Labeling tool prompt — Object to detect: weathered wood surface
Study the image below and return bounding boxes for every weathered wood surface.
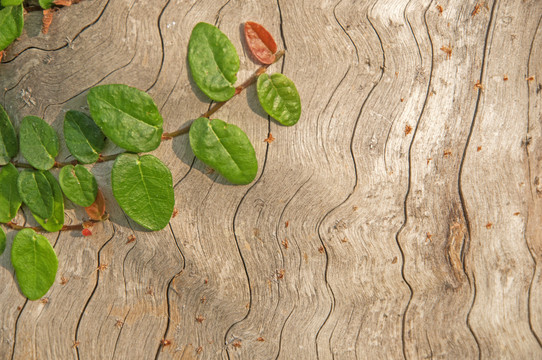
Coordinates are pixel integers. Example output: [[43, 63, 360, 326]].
[[1, 0, 541, 358]]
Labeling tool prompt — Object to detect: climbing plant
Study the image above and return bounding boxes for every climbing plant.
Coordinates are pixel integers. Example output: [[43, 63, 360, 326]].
[[0, 21, 301, 300]]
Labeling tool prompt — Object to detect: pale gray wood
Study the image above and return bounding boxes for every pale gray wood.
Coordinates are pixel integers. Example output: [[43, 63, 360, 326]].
[[1, 0, 541, 359]]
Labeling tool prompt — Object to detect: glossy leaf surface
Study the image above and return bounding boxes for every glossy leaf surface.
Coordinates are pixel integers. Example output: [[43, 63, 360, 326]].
[[85, 188, 106, 220], [32, 170, 64, 232], [0, 227, 5, 255], [1, 0, 23, 6], [39, 0, 53, 9], [112, 153, 174, 231], [17, 170, 53, 219], [87, 84, 163, 153], [244, 21, 277, 65], [64, 110, 105, 164], [0, 104, 18, 165], [0, 4, 23, 51], [11, 228, 58, 300], [59, 165, 97, 207], [257, 73, 301, 126], [189, 117, 257, 185], [0, 163, 22, 223], [20, 116, 59, 170], [188, 22, 239, 102]]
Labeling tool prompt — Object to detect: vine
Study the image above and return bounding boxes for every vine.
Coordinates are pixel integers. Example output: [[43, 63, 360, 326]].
[[0, 21, 301, 300]]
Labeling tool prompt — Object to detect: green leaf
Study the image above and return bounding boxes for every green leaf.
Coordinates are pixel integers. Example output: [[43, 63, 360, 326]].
[[11, 228, 58, 300], [87, 84, 163, 153], [17, 170, 53, 219], [0, 163, 22, 223], [38, 0, 53, 9], [32, 171, 64, 232], [0, 227, 5, 256], [112, 153, 174, 231], [19, 116, 59, 171], [63, 110, 105, 164], [0, 104, 18, 165], [188, 22, 240, 102], [0, 4, 23, 51], [189, 117, 257, 185], [1, 0, 23, 6], [257, 73, 301, 126], [59, 165, 97, 207]]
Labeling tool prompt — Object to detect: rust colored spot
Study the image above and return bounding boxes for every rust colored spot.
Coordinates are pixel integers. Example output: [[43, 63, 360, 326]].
[[341, 237, 348, 243], [200, 296, 206, 304], [477, 146, 482, 152], [42, 8, 57, 34], [204, 278, 208, 284], [404, 124, 412, 136], [97, 263, 108, 271], [257, 337, 265, 342], [60, 276, 69, 285], [161, 134, 172, 140], [72, 341, 80, 349], [146, 286, 154, 296], [40, 297, 49, 304], [276, 269, 285, 280], [127, 234, 136, 244], [232, 340, 242, 349], [196, 346, 203, 354], [264, 133, 275, 143], [443, 150, 452, 157], [172, 208, 179, 218], [400, 98, 404, 102], [472, 2, 483, 16], [17, 306, 22, 311], [395, 72, 399, 77], [0, 51, 4, 63], [318, 246, 325, 254], [474, 80, 483, 90], [440, 45, 452, 59], [503, 75, 508, 81], [526, 76, 535, 82], [426, 232, 432, 241], [303, 253, 309, 263], [245, 302, 250, 309], [160, 339, 172, 349], [115, 319, 124, 329], [391, 257, 398, 264], [427, 157, 433, 165], [513, 212, 520, 216], [485, 222, 493, 229], [436, 4, 443, 15], [285, 221, 289, 228], [196, 315, 205, 323], [82, 228, 92, 237], [281, 238, 289, 249], [352, 206, 358, 211]]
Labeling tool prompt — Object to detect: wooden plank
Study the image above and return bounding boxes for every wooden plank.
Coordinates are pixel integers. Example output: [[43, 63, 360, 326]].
[[1, 0, 541, 359]]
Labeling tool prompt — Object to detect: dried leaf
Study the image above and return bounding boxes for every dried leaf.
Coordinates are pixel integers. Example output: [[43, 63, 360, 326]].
[[85, 188, 106, 220], [244, 21, 277, 65], [53, 0, 72, 6], [42, 8, 57, 34]]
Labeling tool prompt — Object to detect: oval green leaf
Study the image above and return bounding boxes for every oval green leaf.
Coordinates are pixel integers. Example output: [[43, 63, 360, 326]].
[[189, 117, 257, 185], [17, 170, 53, 219], [257, 73, 301, 126], [11, 228, 58, 300], [19, 116, 59, 170], [1, 0, 23, 6], [38, 0, 53, 9], [64, 110, 105, 164], [112, 153, 174, 231], [0, 4, 23, 51], [32, 171, 64, 232], [0, 104, 18, 165], [0, 227, 6, 255], [188, 22, 240, 102], [87, 84, 163, 153], [0, 163, 22, 223], [59, 165, 97, 207]]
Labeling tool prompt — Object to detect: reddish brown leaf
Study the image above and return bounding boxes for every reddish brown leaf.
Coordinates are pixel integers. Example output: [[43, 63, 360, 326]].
[[244, 21, 277, 65], [0, 51, 4, 63], [54, 0, 72, 6], [82, 228, 92, 237], [85, 188, 106, 220], [42, 9, 57, 34]]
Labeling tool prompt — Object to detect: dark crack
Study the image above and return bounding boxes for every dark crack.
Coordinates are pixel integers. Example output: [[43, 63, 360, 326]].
[[146, 0, 172, 93]]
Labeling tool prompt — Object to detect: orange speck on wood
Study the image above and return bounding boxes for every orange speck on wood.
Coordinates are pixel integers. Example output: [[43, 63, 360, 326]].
[[257, 337, 265, 342], [126, 234, 136, 244], [436, 4, 443, 15], [232, 340, 242, 348], [477, 146, 482, 152], [404, 124, 412, 136], [392, 257, 398, 264], [440, 45, 452, 59], [485, 222, 493, 229], [281, 238, 289, 249], [264, 133, 275, 143]]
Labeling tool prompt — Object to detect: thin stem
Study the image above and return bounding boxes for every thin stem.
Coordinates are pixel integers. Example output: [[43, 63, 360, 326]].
[[6, 50, 285, 168], [6, 219, 102, 233]]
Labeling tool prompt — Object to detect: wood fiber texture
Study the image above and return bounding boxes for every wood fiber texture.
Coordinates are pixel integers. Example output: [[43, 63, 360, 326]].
[[1, 0, 541, 359]]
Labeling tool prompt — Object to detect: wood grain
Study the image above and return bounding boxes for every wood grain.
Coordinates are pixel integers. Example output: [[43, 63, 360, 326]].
[[1, 0, 541, 359]]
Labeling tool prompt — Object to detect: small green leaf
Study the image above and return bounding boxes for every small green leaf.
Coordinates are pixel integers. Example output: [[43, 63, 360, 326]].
[[38, 0, 53, 9], [0, 163, 22, 223], [0, 104, 18, 165], [63, 110, 105, 164], [11, 228, 58, 300], [59, 165, 97, 207], [188, 22, 240, 102], [257, 73, 301, 126], [32, 171, 64, 232], [0, 227, 6, 256], [112, 153, 174, 231], [19, 116, 59, 170], [0, 4, 23, 51], [1, 0, 23, 6], [17, 170, 54, 220], [189, 117, 257, 185], [87, 84, 163, 153]]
